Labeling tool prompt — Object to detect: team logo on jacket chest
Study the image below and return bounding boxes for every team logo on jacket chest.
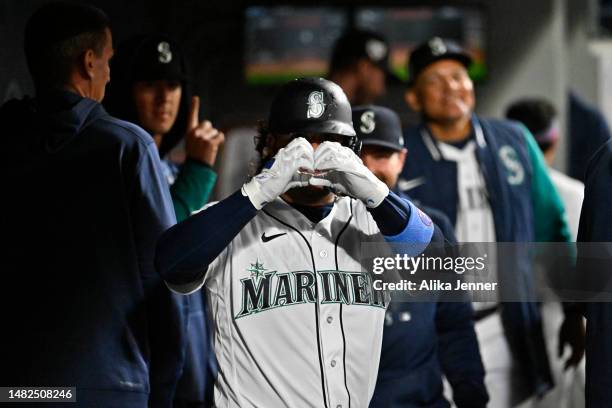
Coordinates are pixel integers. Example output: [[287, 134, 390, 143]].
[[498, 145, 525, 186], [236, 261, 386, 318]]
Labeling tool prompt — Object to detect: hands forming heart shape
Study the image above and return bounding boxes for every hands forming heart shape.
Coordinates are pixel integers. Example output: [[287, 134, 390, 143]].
[[293, 140, 358, 176], [286, 139, 389, 208], [242, 137, 389, 210]]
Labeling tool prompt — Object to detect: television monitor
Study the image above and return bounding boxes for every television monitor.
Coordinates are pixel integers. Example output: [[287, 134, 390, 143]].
[[244, 5, 486, 85], [355, 6, 487, 82], [244, 6, 347, 85]]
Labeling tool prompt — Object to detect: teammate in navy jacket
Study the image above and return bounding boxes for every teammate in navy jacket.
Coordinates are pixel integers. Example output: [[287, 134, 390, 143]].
[[399, 38, 583, 406], [0, 4, 186, 407], [352, 105, 487, 407]]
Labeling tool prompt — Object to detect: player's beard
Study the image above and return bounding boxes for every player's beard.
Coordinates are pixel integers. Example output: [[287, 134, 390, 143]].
[[283, 185, 335, 206], [372, 171, 394, 190]]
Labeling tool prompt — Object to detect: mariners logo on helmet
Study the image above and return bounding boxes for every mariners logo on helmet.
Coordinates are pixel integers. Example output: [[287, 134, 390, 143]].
[[306, 91, 325, 119], [360, 110, 376, 134], [268, 78, 355, 138], [157, 41, 172, 63]]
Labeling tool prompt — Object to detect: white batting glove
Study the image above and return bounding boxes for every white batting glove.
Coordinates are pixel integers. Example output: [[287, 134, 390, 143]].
[[310, 141, 389, 208], [242, 137, 314, 210]]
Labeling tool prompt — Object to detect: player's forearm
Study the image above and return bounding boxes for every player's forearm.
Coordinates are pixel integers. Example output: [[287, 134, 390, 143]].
[[155, 189, 258, 287], [369, 192, 435, 246], [367, 191, 410, 235]]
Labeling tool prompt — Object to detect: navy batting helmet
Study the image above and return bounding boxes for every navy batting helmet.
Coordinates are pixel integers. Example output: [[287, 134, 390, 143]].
[[269, 78, 355, 136], [266, 77, 359, 153]]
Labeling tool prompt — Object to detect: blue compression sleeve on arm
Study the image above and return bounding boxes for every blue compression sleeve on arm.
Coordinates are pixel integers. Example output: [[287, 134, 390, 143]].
[[367, 191, 410, 236], [155, 190, 258, 286], [369, 191, 434, 247]]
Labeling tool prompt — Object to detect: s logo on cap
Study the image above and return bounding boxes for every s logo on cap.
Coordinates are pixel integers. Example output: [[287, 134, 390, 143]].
[[360, 111, 376, 134], [428, 37, 447, 56], [307, 91, 325, 119], [365, 39, 387, 62], [158, 41, 172, 63]]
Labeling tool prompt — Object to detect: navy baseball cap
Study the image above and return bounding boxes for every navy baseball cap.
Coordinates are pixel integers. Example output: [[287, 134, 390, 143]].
[[406, 37, 473, 86], [128, 34, 188, 82], [330, 29, 402, 83], [352, 105, 404, 151]]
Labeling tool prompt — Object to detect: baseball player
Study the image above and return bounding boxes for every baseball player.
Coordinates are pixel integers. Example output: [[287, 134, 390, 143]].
[[155, 77, 440, 407], [400, 37, 582, 406], [352, 105, 488, 407], [104, 34, 221, 407], [328, 29, 399, 106], [105, 34, 223, 221]]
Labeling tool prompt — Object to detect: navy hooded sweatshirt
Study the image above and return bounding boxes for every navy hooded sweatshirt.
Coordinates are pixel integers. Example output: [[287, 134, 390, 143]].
[[0, 90, 187, 407]]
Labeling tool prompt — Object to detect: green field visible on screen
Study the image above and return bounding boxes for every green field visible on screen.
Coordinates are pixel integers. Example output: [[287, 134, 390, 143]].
[[247, 62, 487, 85], [247, 71, 326, 85]]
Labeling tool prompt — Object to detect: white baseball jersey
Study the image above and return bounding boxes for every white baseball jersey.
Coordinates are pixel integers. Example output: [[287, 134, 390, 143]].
[[186, 196, 390, 407], [436, 140, 498, 310], [436, 140, 496, 243]]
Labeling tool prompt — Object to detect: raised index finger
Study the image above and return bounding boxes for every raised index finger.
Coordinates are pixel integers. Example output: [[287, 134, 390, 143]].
[[188, 95, 200, 129]]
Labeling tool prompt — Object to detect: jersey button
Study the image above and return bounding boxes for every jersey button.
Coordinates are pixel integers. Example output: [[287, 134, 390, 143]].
[[319, 250, 328, 258], [330, 360, 337, 367], [327, 316, 333, 324], [337, 405, 342, 408]]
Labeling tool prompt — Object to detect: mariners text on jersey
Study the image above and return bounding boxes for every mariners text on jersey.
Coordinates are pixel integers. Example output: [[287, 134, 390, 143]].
[[236, 264, 387, 318]]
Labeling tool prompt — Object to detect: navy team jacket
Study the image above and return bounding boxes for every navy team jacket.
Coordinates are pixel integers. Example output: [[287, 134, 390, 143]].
[[371, 191, 488, 408], [399, 116, 564, 398], [577, 140, 612, 407], [0, 91, 187, 408]]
